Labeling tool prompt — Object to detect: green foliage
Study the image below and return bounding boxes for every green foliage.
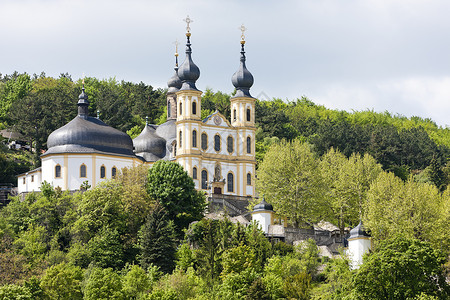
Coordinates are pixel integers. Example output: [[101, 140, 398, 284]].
[[353, 237, 449, 299], [0, 284, 32, 300], [138, 205, 177, 273], [86, 227, 124, 269], [202, 88, 231, 119], [256, 139, 326, 226], [40, 262, 83, 300], [146, 160, 206, 230], [83, 267, 124, 300], [121, 264, 151, 299]]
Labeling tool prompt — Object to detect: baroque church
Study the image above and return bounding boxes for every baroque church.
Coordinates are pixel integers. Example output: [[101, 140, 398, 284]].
[[18, 21, 256, 200]]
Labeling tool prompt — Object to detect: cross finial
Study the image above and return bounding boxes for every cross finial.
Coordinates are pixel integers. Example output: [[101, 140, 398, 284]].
[[173, 39, 179, 56], [82, 73, 85, 86], [183, 15, 193, 33], [239, 24, 246, 42]]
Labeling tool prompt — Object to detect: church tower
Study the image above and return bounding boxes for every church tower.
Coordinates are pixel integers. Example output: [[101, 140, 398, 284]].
[[230, 26, 256, 160], [166, 47, 182, 120], [176, 16, 202, 157]]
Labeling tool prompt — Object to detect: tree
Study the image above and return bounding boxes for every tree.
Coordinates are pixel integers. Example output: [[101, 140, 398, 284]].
[[39, 262, 83, 300], [138, 204, 177, 273], [0, 284, 32, 300], [353, 237, 449, 300], [146, 160, 206, 230], [121, 265, 151, 300], [83, 268, 124, 300], [256, 139, 326, 226], [320, 149, 382, 235], [364, 172, 449, 251]]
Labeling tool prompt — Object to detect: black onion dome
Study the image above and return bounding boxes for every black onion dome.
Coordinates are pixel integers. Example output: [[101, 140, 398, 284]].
[[44, 116, 135, 157], [348, 221, 370, 239], [253, 198, 274, 212], [178, 34, 200, 91], [133, 124, 166, 162], [232, 42, 254, 98], [155, 119, 176, 142], [167, 68, 182, 94]]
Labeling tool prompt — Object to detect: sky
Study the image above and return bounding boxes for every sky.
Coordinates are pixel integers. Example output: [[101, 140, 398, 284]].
[[2, 0, 450, 126]]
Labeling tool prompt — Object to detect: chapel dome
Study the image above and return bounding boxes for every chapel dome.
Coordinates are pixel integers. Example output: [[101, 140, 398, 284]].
[[178, 33, 200, 91], [253, 198, 274, 212], [44, 86, 135, 157], [231, 42, 254, 98], [348, 221, 370, 239], [133, 124, 166, 162], [167, 69, 182, 94], [45, 117, 135, 157], [155, 119, 176, 142]]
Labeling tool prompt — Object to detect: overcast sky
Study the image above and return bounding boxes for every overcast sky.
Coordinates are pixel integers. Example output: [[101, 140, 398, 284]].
[[2, 0, 450, 126]]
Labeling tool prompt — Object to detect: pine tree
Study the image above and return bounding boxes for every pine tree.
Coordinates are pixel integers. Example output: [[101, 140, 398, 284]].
[[138, 204, 177, 273]]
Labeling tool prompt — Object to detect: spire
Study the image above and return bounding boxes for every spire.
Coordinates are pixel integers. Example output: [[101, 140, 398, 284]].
[[167, 40, 182, 93], [77, 78, 89, 118], [177, 15, 200, 91], [231, 24, 254, 98]]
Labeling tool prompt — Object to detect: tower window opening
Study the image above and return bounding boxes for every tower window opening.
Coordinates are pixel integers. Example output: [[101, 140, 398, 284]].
[[179, 130, 182, 148], [192, 130, 197, 147], [247, 173, 252, 185], [246, 108, 251, 122], [167, 101, 171, 118], [192, 101, 197, 115], [233, 109, 237, 121], [193, 167, 197, 179], [247, 137, 251, 154], [179, 102, 182, 115]]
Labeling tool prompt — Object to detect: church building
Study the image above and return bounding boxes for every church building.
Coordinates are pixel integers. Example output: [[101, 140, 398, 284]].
[[18, 21, 257, 199]]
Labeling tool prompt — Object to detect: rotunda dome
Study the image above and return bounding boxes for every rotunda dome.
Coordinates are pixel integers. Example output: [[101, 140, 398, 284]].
[[133, 125, 166, 162]]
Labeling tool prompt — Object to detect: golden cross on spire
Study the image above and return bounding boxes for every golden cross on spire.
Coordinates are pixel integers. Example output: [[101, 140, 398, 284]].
[[239, 24, 247, 42], [82, 73, 85, 85], [183, 15, 193, 33]]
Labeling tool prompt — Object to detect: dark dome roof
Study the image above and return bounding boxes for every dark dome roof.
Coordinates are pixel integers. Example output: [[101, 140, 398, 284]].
[[231, 43, 254, 98], [178, 35, 200, 91], [348, 221, 370, 239], [253, 198, 273, 212], [133, 125, 166, 162], [44, 116, 135, 157], [167, 68, 182, 94], [155, 119, 176, 142]]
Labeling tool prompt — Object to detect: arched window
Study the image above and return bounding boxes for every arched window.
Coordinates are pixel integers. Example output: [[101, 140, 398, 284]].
[[112, 167, 117, 178], [80, 164, 87, 178], [247, 137, 251, 154], [227, 173, 234, 192], [100, 166, 106, 178], [201, 133, 208, 150], [192, 101, 197, 115], [179, 130, 182, 148], [227, 136, 234, 153], [201, 170, 208, 189], [233, 109, 237, 121], [192, 130, 197, 148], [173, 141, 177, 156], [179, 102, 182, 115], [23, 177, 25, 184], [214, 134, 221, 152], [55, 165, 61, 178], [193, 167, 197, 179], [246, 108, 251, 122], [247, 173, 252, 185], [167, 101, 171, 118], [31, 175, 34, 182]]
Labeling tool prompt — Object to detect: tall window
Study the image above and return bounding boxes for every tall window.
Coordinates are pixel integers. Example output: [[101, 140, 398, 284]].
[[192, 101, 197, 115], [179, 102, 182, 115], [173, 141, 177, 156], [247, 173, 252, 185], [233, 109, 237, 121], [214, 134, 221, 152], [193, 167, 197, 179], [227, 136, 234, 153], [112, 167, 117, 178], [31, 175, 34, 182], [192, 130, 197, 147], [100, 166, 106, 178], [227, 173, 234, 192], [247, 137, 251, 154], [80, 164, 87, 178], [246, 108, 251, 122], [167, 101, 171, 118], [179, 130, 182, 148], [23, 177, 25, 184], [201, 170, 208, 189], [201, 133, 208, 150], [55, 165, 61, 178]]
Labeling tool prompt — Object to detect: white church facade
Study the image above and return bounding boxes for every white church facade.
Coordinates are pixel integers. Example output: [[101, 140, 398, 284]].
[[18, 23, 257, 198]]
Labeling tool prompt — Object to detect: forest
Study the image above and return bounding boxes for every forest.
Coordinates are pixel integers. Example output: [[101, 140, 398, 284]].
[[0, 73, 449, 299]]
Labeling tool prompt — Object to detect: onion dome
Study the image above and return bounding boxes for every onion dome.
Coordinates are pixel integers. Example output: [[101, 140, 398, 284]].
[[167, 50, 182, 94], [44, 86, 135, 157], [155, 119, 176, 142], [253, 198, 274, 212], [133, 124, 166, 162], [231, 40, 254, 98], [348, 221, 370, 239], [178, 24, 200, 91]]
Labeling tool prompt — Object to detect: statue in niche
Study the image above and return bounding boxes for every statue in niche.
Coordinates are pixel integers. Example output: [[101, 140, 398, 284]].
[[213, 163, 221, 182]]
